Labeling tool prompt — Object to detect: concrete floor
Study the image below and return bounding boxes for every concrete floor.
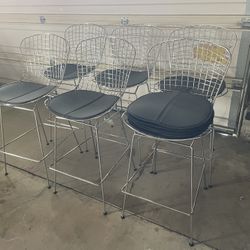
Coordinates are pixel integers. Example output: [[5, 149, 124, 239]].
[[0, 168, 213, 250], [1, 104, 250, 250]]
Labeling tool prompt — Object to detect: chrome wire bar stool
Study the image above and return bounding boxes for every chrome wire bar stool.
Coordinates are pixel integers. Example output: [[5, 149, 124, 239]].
[[169, 25, 237, 95], [47, 36, 135, 214], [0, 33, 69, 187], [111, 25, 164, 106], [121, 38, 231, 245], [63, 23, 106, 84]]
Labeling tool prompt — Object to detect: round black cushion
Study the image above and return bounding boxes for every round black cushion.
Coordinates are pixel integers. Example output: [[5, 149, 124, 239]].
[[127, 91, 214, 139], [44, 63, 95, 81], [159, 76, 226, 96]]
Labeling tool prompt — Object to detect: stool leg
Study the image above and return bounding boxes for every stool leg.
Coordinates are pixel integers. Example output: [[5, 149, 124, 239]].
[[189, 144, 194, 246], [68, 121, 83, 154], [208, 128, 215, 188], [34, 108, 50, 188], [36, 106, 49, 145], [121, 132, 136, 219], [94, 125, 107, 215], [150, 141, 159, 175], [200, 137, 208, 190], [53, 117, 58, 194], [0, 106, 8, 176]]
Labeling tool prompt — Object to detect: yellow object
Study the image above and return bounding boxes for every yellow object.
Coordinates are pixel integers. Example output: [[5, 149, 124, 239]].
[[194, 44, 228, 65]]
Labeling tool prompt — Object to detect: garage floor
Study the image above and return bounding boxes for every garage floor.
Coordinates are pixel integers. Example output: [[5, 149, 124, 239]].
[[1, 103, 250, 250]]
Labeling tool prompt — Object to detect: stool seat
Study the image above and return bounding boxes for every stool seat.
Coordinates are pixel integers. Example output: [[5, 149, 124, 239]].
[[127, 91, 214, 139], [0, 81, 55, 105], [44, 63, 95, 80], [48, 90, 119, 120]]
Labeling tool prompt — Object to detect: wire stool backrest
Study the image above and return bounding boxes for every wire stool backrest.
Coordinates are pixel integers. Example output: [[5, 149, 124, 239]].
[[111, 25, 164, 72], [147, 38, 231, 102], [20, 33, 70, 85], [169, 25, 237, 53], [76, 36, 136, 97], [65, 23, 106, 62]]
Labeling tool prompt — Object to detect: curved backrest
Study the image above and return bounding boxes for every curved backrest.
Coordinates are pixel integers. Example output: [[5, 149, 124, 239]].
[[169, 25, 237, 53], [76, 36, 136, 97], [20, 33, 70, 85], [112, 25, 164, 71], [147, 38, 231, 102], [65, 23, 106, 61]]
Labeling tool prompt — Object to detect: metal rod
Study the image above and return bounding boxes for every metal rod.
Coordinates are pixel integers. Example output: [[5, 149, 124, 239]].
[[33, 108, 50, 188], [68, 120, 83, 153], [53, 117, 58, 194], [94, 126, 107, 215], [121, 132, 136, 219], [0, 106, 7, 175], [36, 106, 49, 145]]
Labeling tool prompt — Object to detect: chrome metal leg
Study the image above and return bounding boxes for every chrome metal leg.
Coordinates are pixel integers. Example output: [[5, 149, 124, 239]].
[[150, 141, 158, 175], [83, 125, 89, 152], [200, 137, 208, 190], [53, 117, 58, 194], [94, 125, 107, 215], [208, 128, 215, 188], [68, 121, 83, 154], [0, 106, 7, 176], [49, 111, 53, 142], [137, 137, 142, 167], [34, 108, 50, 188], [189, 144, 194, 246], [120, 114, 136, 171], [90, 126, 98, 159], [36, 106, 49, 145], [121, 132, 136, 219]]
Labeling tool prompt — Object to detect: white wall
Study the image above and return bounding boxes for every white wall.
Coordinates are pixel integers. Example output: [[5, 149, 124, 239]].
[[0, 0, 247, 82]]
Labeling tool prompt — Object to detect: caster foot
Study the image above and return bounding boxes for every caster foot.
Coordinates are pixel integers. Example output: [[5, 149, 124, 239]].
[[5, 172, 8, 176], [103, 211, 108, 216]]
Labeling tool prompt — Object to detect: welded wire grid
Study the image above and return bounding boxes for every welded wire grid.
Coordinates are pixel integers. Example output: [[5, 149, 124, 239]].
[[169, 25, 237, 53], [20, 33, 70, 85], [111, 25, 164, 71], [76, 36, 136, 97], [64, 23, 106, 62], [148, 38, 231, 101]]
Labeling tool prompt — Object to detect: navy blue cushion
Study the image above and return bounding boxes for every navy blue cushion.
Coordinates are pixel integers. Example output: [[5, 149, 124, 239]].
[[127, 91, 214, 139], [159, 76, 226, 96], [48, 90, 119, 120], [44, 63, 95, 80], [0, 81, 55, 104], [96, 69, 147, 88]]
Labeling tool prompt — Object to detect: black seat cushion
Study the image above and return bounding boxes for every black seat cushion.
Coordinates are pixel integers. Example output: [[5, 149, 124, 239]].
[[127, 91, 214, 139], [96, 69, 148, 88], [48, 90, 119, 120], [0, 81, 55, 104], [44, 63, 95, 81], [159, 76, 226, 96]]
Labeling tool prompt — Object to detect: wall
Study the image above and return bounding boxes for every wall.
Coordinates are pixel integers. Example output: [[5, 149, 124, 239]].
[[0, 0, 248, 82]]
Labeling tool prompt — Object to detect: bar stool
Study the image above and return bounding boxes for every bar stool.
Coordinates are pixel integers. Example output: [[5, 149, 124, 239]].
[[121, 38, 231, 245], [0, 33, 69, 187], [47, 36, 136, 214]]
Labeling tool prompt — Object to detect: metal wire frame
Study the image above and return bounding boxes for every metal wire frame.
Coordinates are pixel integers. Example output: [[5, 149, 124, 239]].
[[169, 25, 237, 54], [147, 38, 231, 102], [0, 33, 70, 188], [121, 39, 231, 245], [48, 36, 136, 214], [111, 25, 164, 102]]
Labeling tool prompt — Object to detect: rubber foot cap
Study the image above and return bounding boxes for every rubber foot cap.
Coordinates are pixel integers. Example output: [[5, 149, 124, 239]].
[[5, 172, 8, 176], [103, 211, 108, 216]]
